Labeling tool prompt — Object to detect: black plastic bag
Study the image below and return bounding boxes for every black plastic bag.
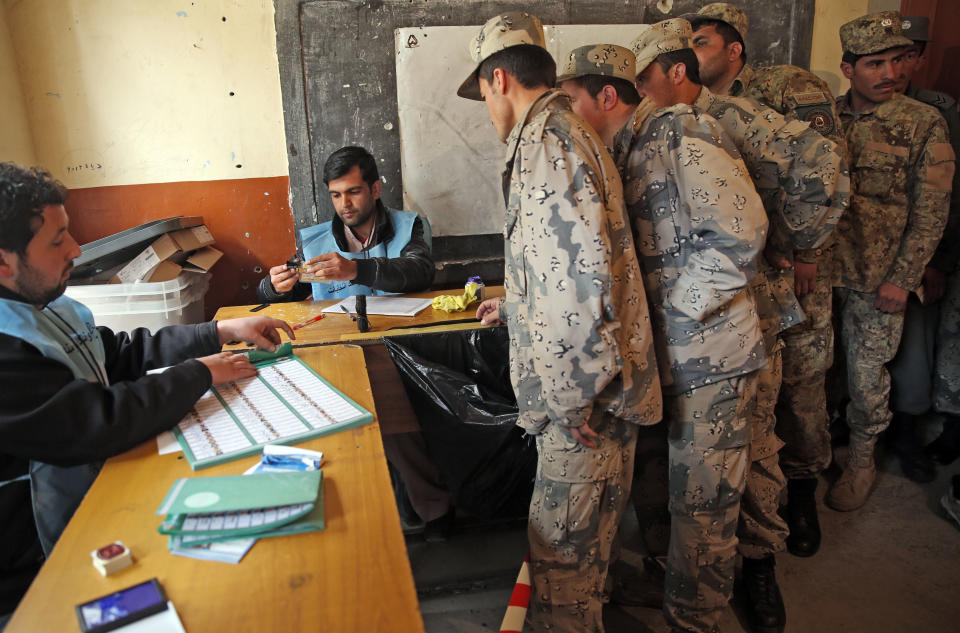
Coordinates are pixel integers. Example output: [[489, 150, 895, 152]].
[[383, 328, 536, 519]]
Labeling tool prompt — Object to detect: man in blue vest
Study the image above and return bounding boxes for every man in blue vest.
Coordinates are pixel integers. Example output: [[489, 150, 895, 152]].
[[257, 146, 434, 302], [257, 146, 453, 539], [0, 162, 293, 622]]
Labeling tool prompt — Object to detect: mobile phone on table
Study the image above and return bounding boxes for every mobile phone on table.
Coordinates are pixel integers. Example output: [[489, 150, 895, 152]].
[[75, 578, 168, 633]]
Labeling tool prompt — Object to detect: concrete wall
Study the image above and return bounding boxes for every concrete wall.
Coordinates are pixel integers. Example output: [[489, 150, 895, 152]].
[[0, 4, 35, 166], [1, 0, 295, 313]]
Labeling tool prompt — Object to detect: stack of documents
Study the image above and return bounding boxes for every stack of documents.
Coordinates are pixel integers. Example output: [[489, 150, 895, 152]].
[[157, 470, 324, 562]]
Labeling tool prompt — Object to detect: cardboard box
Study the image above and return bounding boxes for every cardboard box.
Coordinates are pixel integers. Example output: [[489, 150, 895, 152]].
[[184, 246, 223, 273], [113, 234, 181, 283], [170, 225, 215, 252], [111, 225, 220, 284]]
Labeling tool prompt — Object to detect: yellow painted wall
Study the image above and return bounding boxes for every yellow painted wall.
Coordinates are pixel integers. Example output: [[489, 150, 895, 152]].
[[810, 0, 902, 97], [0, 4, 36, 166], [4, 0, 288, 189]]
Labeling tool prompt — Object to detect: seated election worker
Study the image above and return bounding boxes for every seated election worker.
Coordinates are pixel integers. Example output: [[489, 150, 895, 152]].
[[257, 145, 434, 302], [0, 162, 293, 620], [258, 147, 454, 539]]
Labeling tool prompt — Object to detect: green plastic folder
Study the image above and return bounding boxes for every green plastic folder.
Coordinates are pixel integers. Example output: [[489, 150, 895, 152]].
[[157, 470, 324, 543], [157, 471, 321, 516]]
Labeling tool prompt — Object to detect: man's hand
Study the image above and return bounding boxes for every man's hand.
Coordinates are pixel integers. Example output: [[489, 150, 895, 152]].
[[476, 298, 502, 325], [306, 252, 358, 282], [197, 351, 258, 385], [763, 245, 791, 270], [794, 261, 817, 297], [269, 264, 300, 294], [567, 422, 600, 449], [874, 282, 909, 313], [217, 317, 295, 351], [921, 266, 947, 305]]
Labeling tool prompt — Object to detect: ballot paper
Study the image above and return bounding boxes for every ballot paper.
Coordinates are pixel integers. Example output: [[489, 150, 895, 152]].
[[171, 348, 372, 470], [322, 295, 433, 317]]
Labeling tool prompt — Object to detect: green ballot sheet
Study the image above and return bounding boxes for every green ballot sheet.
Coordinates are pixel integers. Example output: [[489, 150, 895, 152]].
[[171, 345, 373, 470]]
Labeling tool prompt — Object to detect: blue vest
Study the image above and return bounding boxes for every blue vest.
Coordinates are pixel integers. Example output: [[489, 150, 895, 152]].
[[299, 207, 429, 300], [0, 294, 107, 554]]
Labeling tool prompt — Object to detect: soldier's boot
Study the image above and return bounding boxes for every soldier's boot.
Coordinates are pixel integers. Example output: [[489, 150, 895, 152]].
[[893, 414, 937, 483], [926, 414, 960, 465], [783, 478, 820, 557], [609, 555, 665, 608], [741, 555, 786, 633], [826, 433, 878, 511]]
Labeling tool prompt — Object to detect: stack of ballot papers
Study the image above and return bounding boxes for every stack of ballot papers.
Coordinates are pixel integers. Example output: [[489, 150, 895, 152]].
[[157, 469, 324, 563]]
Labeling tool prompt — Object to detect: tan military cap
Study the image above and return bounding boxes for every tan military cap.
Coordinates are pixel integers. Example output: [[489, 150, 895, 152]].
[[840, 11, 913, 55], [630, 19, 693, 75], [557, 44, 637, 83], [457, 12, 547, 101], [901, 15, 931, 42], [684, 2, 749, 40]]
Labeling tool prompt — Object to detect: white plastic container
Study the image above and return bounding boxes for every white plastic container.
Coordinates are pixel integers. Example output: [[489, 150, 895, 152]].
[[65, 272, 210, 334]]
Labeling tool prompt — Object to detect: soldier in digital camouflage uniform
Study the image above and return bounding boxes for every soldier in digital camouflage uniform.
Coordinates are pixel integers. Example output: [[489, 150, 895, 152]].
[[685, 2, 848, 561], [612, 23, 770, 633], [886, 15, 960, 480], [831, 11, 954, 512], [461, 12, 663, 632], [627, 19, 848, 633]]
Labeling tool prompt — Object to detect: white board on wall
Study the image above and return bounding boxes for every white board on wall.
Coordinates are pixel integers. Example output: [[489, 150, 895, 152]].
[[395, 24, 649, 237]]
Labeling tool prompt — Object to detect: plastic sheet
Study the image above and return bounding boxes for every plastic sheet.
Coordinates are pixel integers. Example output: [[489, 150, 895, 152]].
[[384, 328, 536, 518]]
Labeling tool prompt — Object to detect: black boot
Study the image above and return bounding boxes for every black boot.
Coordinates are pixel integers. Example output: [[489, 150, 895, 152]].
[[783, 478, 821, 557], [741, 555, 786, 633], [926, 415, 960, 465], [894, 414, 937, 483]]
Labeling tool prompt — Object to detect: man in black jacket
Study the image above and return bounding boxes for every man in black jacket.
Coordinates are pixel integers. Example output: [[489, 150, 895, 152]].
[[0, 162, 292, 621], [258, 146, 434, 302]]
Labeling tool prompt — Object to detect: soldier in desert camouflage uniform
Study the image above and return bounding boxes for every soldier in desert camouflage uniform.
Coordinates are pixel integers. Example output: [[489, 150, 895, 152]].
[[556, 46, 671, 605], [461, 12, 663, 632], [611, 22, 770, 632], [685, 2, 847, 562], [831, 11, 954, 512], [628, 19, 847, 633], [886, 15, 960, 480], [556, 44, 642, 149]]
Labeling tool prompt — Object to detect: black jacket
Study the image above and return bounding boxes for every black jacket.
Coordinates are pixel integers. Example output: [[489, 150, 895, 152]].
[[0, 285, 220, 615], [257, 202, 434, 302]]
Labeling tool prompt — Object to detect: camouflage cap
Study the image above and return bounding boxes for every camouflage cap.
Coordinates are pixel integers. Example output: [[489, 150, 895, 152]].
[[901, 15, 931, 42], [557, 44, 637, 83], [683, 2, 749, 40], [630, 19, 693, 75], [840, 11, 913, 56], [457, 12, 547, 101]]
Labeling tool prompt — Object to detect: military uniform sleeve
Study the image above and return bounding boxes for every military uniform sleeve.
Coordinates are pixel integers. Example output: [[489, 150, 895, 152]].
[[929, 102, 960, 272], [885, 116, 955, 290], [518, 134, 621, 428], [663, 114, 768, 321]]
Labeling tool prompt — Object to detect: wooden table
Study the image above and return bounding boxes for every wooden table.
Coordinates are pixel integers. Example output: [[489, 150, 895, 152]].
[[6, 346, 425, 633], [214, 287, 505, 348]]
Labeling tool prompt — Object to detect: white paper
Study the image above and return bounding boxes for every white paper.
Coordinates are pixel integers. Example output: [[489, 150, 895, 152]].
[[322, 295, 433, 317], [156, 431, 182, 455]]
